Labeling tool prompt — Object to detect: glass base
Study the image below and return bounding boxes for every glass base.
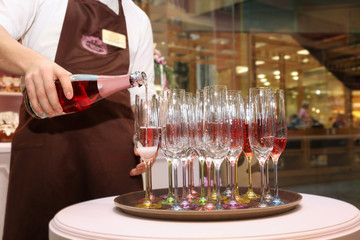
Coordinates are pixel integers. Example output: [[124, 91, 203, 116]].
[[135, 201, 162, 209], [212, 191, 228, 201], [223, 198, 249, 209], [242, 189, 260, 200], [221, 187, 232, 198], [158, 195, 175, 206], [235, 194, 251, 204], [211, 191, 217, 200], [186, 193, 197, 202], [265, 192, 273, 202], [180, 198, 198, 210], [257, 200, 269, 208], [193, 195, 208, 206], [149, 192, 156, 201], [171, 203, 182, 211], [270, 196, 286, 206], [215, 204, 223, 210], [137, 196, 162, 203], [195, 201, 216, 211]]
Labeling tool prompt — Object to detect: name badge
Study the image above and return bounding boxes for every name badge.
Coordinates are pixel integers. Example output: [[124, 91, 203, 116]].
[[102, 29, 126, 49]]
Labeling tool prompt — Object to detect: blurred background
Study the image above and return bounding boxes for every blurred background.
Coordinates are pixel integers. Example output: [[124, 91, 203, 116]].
[[135, 0, 360, 207]]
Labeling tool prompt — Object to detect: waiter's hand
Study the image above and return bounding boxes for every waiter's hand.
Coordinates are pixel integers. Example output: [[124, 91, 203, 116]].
[[0, 25, 73, 118], [130, 162, 145, 176], [24, 57, 73, 118]]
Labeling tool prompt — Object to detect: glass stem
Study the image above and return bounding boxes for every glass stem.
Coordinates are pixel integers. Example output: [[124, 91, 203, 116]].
[[149, 163, 152, 189], [274, 160, 279, 198], [191, 156, 195, 190], [230, 160, 236, 199], [144, 161, 151, 203], [200, 159, 205, 197], [246, 156, 253, 191], [235, 157, 239, 195], [226, 159, 231, 189], [206, 160, 212, 201], [212, 162, 216, 195], [188, 157, 193, 195], [265, 159, 270, 195], [182, 159, 188, 199], [214, 161, 222, 209], [167, 159, 173, 197], [260, 164, 266, 205], [149, 163, 153, 200], [173, 158, 179, 205]]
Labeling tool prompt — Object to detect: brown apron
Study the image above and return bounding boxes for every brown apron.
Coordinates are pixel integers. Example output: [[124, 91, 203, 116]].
[[3, 0, 142, 239]]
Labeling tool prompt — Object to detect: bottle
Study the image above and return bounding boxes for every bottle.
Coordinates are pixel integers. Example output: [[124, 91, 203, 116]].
[[24, 71, 147, 119]]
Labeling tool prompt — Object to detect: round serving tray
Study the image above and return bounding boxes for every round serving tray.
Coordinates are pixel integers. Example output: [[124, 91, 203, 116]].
[[114, 187, 302, 221]]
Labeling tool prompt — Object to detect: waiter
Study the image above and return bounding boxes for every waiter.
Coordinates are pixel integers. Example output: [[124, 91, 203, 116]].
[[0, 0, 156, 239]]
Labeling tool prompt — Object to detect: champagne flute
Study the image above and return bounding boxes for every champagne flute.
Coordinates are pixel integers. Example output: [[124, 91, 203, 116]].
[[223, 90, 248, 209], [186, 93, 199, 201], [193, 90, 208, 206], [134, 95, 161, 209], [161, 89, 186, 211], [179, 92, 197, 210], [158, 92, 175, 206], [241, 98, 261, 200], [196, 86, 216, 211], [199, 86, 219, 211], [159, 90, 175, 205], [149, 94, 161, 203], [134, 95, 156, 204], [270, 89, 287, 206], [203, 85, 231, 210], [248, 87, 275, 208]]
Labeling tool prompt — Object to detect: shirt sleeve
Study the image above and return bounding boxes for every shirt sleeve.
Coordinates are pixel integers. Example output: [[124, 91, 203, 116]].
[[0, 0, 40, 40], [126, 2, 156, 106]]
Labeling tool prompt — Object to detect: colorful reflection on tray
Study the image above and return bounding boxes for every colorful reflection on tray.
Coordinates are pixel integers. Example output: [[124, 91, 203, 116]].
[[114, 187, 302, 221], [131, 187, 286, 211]]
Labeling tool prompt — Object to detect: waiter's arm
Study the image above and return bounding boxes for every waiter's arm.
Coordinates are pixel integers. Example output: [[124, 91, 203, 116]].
[[0, 25, 73, 117]]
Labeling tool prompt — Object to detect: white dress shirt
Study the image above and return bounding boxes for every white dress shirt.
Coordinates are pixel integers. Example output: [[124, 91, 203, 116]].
[[0, 0, 156, 105]]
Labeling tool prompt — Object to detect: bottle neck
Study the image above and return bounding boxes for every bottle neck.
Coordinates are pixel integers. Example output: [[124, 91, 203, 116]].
[[97, 74, 131, 98], [97, 71, 147, 98]]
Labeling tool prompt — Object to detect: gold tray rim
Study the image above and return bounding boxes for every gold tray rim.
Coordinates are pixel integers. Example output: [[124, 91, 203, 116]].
[[114, 187, 302, 221]]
